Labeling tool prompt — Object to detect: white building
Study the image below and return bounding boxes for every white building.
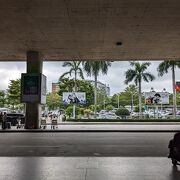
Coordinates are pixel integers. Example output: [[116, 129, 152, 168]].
[[87, 80, 110, 96]]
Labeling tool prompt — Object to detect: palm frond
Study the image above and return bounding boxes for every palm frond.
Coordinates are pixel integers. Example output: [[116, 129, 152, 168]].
[[59, 72, 70, 81], [124, 69, 136, 84], [142, 72, 155, 82], [78, 69, 84, 79], [157, 61, 170, 76], [62, 61, 73, 67]]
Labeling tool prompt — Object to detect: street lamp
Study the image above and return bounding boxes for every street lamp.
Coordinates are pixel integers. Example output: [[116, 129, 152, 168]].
[[150, 87, 158, 118], [117, 93, 120, 109], [130, 92, 135, 112], [161, 88, 166, 112]]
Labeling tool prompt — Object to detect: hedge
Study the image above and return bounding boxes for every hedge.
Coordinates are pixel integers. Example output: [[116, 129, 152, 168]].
[[65, 118, 180, 122]]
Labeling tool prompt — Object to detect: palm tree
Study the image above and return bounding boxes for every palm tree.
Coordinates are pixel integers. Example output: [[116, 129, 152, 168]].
[[59, 61, 84, 91], [124, 62, 155, 117], [157, 61, 180, 118], [82, 61, 111, 118], [60, 61, 84, 118]]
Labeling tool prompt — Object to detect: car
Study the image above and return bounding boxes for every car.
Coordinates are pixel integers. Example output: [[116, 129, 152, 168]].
[[6, 113, 25, 126], [98, 112, 120, 119], [99, 110, 108, 115], [0, 108, 11, 113]]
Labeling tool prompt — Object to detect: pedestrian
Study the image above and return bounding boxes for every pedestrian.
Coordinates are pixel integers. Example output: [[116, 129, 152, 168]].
[[0, 112, 3, 128], [2, 112, 7, 129]]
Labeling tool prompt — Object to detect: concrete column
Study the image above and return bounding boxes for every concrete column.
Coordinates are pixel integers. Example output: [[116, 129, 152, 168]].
[[25, 51, 43, 129]]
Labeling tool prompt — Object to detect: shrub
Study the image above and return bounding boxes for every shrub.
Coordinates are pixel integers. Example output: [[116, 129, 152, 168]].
[[115, 108, 130, 116], [134, 106, 145, 112], [66, 106, 80, 118], [84, 109, 92, 119], [79, 108, 85, 116], [105, 105, 114, 111]]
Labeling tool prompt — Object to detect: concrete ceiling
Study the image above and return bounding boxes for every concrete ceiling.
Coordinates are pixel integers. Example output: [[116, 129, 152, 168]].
[[0, 0, 180, 61]]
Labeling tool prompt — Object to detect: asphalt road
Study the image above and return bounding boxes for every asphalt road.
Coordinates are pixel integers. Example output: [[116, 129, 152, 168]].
[[0, 132, 175, 157]]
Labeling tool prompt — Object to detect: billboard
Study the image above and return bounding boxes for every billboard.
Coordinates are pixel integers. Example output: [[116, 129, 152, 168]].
[[63, 92, 86, 105], [145, 92, 169, 105], [21, 73, 46, 104]]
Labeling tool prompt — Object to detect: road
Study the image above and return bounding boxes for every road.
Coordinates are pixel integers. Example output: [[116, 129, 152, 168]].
[[0, 132, 175, 156]]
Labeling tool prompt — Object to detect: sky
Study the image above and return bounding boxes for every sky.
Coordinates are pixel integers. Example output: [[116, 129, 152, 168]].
[[0, 61, 179, 96]]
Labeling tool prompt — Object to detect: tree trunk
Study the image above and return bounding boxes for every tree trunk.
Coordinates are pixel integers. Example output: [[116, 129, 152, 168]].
[[74, 70, 77, 91], [138, 79, 142, 118], [94, 73, 97, 119], [172, 65, 177, 118]]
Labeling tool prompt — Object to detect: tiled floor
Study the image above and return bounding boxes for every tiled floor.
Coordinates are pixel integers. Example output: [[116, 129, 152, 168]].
[[0, 157, 179, 180]]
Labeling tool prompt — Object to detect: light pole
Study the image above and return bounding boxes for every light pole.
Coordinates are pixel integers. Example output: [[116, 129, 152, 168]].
[[117, 93, 120, 109], [131, 92, 134, 112], [150, 87, 157, 118], [161, 88, 167, 112]]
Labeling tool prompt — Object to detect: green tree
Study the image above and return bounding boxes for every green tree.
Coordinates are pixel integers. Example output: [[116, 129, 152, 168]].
[[59, 61, 84, 91], [82, 61, 111, 118], [66, 106, 80, 118], [46, 92, 61, 110], [96, 88, 108, 109], [66, 106, 73, 118], [177, 91, 180, 106], [157, 61, 180, 117], [6, 79, 21, 109], [105, 105, 114, 111], [0, 90, 6, 107], [60, 61, 84, 118], [124, 62, 155, 116], [124, 84, 138, 111]]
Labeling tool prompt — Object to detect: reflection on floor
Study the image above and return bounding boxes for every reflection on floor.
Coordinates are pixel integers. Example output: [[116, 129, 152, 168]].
[[0, 157, 179, 180]]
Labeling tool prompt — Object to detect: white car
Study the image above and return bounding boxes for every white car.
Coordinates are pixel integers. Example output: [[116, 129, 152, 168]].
[[98, 112, 120, 119]]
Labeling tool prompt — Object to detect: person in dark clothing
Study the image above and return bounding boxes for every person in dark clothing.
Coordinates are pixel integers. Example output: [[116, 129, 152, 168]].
[[0, 112, 3, 123], [168, 133, 180, 158], [2, 112, 7, 129]]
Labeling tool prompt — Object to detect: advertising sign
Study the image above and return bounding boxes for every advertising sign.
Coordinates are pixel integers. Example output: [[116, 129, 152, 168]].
[[21, 73, 46, 104], [63, 92, 86, 105], [145, 92, 169, 105]]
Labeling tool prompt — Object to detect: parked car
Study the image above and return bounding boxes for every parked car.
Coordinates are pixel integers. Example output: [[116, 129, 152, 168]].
[[6, 113, 25, 126], [98, 112, 120, 119], [0, 108, 11, 113]]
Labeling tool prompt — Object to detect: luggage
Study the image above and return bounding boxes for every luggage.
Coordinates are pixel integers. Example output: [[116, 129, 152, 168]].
[[168, 132, 180, 165], [2, 122, 11, 129]]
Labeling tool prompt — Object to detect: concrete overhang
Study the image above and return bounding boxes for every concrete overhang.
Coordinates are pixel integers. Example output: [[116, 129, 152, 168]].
[[0, 0, 180, 61]]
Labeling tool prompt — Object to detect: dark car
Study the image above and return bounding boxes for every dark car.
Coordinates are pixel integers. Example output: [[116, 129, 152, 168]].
[[6, 113, 25, 126]]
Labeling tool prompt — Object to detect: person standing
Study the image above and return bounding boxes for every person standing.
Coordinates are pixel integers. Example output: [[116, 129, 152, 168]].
[[2, 112, 7, 129], [0, 112, 3, 129]]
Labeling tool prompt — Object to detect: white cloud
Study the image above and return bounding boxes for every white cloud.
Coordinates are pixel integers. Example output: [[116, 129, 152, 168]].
[[0, 61, 180, 95]]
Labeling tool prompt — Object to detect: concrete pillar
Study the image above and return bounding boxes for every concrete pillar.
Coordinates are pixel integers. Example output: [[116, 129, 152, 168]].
[[25, 51, 43, 129]]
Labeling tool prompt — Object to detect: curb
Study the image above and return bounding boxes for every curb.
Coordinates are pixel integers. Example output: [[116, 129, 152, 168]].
[[0, 130, 180, 133]]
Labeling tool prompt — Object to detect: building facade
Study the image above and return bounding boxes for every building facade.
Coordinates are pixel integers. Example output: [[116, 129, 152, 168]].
[[52, 83, 59, 93], [87, 80, 110, 96]]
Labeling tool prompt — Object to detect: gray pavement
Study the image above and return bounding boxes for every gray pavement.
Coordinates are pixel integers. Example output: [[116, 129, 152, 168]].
[[0, 132, 175, 156], [0, 129, 179, 179]]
